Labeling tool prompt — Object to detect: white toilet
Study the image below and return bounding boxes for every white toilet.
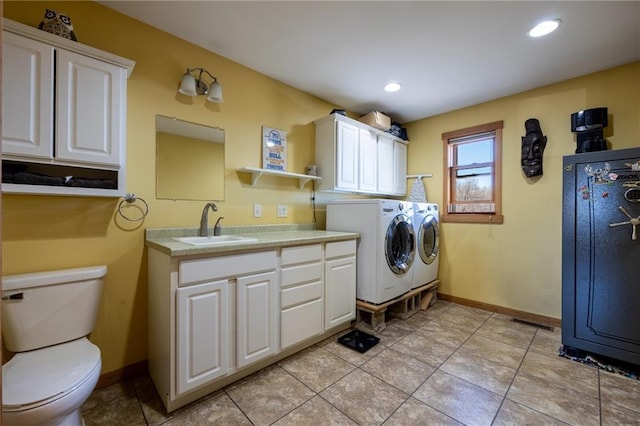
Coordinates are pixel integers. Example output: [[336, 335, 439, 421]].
[[2, 265, 106, 426]]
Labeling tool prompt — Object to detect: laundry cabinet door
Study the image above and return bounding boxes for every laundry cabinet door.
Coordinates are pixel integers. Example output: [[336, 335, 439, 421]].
[[176, 279, 229, 395]]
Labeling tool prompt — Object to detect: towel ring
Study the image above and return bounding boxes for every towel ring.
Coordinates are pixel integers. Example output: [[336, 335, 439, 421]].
[[117, 193, 149, 222]]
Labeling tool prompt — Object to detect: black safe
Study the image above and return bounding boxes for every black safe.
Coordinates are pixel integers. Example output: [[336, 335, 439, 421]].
[[562, 147, 640, 366]]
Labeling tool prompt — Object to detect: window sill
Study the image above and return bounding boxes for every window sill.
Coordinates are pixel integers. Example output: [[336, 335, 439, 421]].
[[441, 213, 504, 224]]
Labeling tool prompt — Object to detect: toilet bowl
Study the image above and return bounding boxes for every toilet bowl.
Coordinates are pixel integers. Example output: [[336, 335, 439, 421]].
[[1, 266, 107, 426]]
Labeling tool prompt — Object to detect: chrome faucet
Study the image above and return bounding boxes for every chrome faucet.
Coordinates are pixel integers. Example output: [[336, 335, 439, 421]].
[[198, 202, 218, 237]]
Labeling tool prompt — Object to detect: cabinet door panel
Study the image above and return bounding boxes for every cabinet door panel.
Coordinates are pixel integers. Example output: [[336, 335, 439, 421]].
[[377, 136, 395, 194], [325, 256, 356, 329], [336, 121, 359, 190], [393, 142, 408, 195], [281, 299, 323, 349], [2, 32, 54, 159], [56, 49, 124, 166], [359, 129, 378, 192], [176, 280, 229, 395], [237, 270, 277, 368]]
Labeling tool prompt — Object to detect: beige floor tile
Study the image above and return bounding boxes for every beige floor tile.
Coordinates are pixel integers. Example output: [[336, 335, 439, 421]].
[[83, 394, 146, 425], [320, 369, 408, 425], [493, 399, 569, 425], [447, 303, 493, 320], [529, 327, 563, 356], [385, 312, 429, 331], [415, 317, 475, 347], [439, 351, 517, 395], [507, 371, 600, 426], [83, 380, 137, 412], [392, 331, 458, 367], [272, 395, 357, 425], [458, 334, 527, 369], [413, 370, 502, 426], [475, 317, 535, 349], [162, 392, 251, 425], [225, 365, 315, 426], [601, 399, 640, 425], [433, 309, 488, 333], [369, 323, 413, 347], [518, 350, 599, 398], [599, 369, 640, 414], [383, 397, 463, 426], [361, 347, 435, 394], [278, 346, 355, 392]]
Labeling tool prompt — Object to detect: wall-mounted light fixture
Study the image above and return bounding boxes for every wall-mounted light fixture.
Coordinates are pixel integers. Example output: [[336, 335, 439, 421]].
[[178, 68, 223, 103]]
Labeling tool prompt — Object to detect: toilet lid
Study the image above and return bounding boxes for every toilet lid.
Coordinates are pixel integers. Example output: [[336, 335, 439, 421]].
[[2, 338, 101, 409]]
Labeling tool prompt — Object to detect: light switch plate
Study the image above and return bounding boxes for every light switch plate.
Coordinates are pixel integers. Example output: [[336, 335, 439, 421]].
[[253, 204, 262, 218], [277, 204, 288, 218]]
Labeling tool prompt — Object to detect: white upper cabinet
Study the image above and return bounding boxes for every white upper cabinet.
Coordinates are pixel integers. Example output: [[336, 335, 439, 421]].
[[1, 18, 135, 197], [314, 113, 408, 196]]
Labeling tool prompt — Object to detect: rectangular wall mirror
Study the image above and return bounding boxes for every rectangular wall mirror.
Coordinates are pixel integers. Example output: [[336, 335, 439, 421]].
[[156, 115, 225, 201]]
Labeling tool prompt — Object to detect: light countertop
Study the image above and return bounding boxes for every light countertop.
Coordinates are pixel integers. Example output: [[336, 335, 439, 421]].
[[145, 223, 359, 257]]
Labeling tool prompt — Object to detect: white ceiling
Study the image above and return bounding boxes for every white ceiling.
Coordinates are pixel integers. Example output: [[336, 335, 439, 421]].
[[100, 1, 640, 123]]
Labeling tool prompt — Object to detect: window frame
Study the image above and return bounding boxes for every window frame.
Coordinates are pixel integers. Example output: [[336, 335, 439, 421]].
[[441, 121, 504, 224]]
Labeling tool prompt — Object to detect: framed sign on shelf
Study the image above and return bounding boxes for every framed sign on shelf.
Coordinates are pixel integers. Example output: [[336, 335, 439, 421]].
[[262, 126, 287, 171]]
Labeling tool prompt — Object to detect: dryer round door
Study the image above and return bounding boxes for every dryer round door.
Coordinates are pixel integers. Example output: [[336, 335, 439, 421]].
[[385, 214, 416, 274], [418, 214, 439, 265]]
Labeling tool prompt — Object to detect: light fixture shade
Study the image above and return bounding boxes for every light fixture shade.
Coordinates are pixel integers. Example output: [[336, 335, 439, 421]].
[[206, 80, 223, 103], [178, 72, 197, 96]]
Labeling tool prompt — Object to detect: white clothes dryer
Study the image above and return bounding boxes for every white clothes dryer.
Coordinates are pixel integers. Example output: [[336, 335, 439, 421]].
[[411, 202, 440, 289], [327, 199, 416, 304]]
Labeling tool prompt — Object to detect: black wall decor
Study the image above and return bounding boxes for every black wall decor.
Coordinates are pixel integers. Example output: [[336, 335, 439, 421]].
[[521, 118, 547, 177], [571, 107, 608, 153]]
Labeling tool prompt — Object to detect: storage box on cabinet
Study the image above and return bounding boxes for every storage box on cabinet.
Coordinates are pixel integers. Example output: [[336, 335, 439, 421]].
[[280, 244, 323, 349], [1, 19, 134, 197]]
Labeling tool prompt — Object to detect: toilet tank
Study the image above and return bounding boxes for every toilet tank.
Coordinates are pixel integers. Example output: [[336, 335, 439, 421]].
[[2, 265, 107, 352]]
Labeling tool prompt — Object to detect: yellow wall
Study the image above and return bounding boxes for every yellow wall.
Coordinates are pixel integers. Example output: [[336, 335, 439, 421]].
[[2, 1, 339, 374], [405, 62, 640, 319], [3, 1, 639, 375]]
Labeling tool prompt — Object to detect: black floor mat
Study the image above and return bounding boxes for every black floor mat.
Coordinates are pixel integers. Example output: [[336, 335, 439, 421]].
[[559, 345, 639, 380], [337, 330, 380, 353]]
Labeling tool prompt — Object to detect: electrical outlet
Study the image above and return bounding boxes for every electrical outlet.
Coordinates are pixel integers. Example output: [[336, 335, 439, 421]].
[[277, 204, 288, 218], [253, 204, 262, 218]]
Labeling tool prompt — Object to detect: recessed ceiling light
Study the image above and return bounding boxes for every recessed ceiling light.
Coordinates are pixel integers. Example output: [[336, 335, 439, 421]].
[[384, 82, 402, 92], [528, 19, 561, 38]]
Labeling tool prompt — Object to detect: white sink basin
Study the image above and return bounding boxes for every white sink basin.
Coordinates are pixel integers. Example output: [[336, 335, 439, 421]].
[[173, 235, 258, 246]]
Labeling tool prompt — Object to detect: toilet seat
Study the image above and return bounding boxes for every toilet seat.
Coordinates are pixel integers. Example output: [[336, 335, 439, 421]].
[[3, 337, 101, 411]]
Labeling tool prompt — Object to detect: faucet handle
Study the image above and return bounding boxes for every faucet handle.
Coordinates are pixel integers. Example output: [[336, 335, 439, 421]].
[[214, 216, 224, 236]]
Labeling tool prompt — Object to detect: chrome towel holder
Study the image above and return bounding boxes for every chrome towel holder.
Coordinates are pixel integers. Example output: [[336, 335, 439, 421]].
[[117, 193, 149, 221]]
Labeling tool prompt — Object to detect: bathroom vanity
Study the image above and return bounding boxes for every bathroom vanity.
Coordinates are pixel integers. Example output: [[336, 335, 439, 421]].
[[145, 225, 358, 412]]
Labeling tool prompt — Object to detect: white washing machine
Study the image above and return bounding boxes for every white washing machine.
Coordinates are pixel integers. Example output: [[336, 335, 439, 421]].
[[411, 202, 440, 289], [327, 199, 416, 304]]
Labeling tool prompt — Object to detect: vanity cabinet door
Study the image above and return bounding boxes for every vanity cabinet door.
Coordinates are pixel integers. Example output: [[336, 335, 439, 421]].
[[324, 241, 357, 329], [176, 280, 229, 395], [237, 270, 278, 369], [2, 32, 54, 159]]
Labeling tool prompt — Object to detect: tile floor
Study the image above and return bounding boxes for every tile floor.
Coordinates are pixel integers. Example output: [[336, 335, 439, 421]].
[[81, 301, 640, 425]]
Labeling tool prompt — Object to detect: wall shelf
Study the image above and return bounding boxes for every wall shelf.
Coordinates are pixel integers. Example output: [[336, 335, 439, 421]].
[[237, 167, 321, 189]]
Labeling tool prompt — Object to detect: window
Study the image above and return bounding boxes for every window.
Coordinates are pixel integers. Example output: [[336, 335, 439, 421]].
[[442, 121, 504, 224]]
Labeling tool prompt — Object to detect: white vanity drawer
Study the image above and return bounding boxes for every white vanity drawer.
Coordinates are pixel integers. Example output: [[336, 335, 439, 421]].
[[280, 263, 322, 288], [280, 280, 322, 309], [281, 299, 323, 349], [325, 240, 356, 259], [179, 250, 277, 285], [281, 244, 322, 266]]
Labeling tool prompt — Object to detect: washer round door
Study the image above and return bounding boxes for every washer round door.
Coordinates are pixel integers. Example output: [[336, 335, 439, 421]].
[[385, 214, 416, 274], [417, 214, 439, 265]]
